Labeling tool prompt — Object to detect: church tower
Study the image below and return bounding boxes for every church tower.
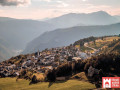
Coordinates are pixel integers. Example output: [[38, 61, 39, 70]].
[[38, 50, 40, 57]]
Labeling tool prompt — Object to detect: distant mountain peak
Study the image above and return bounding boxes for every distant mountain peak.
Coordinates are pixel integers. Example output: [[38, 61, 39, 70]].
[[91, 11, 110, 16], [96, 10, 107, 13], [60, 13, 79, 17], [60, 11, 109, 17]]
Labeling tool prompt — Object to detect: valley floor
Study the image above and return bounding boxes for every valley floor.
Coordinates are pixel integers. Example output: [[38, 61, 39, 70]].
[[0, 78, 95, 90]]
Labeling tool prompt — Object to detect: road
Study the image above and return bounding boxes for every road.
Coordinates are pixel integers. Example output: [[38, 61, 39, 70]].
[[84, 42, 97, 52]]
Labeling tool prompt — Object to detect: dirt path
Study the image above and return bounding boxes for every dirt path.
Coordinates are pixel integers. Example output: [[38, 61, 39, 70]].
[[84, 42, 97, 52]]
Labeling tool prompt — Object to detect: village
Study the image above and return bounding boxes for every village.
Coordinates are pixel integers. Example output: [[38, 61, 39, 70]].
[[0, 44, 98, 77]]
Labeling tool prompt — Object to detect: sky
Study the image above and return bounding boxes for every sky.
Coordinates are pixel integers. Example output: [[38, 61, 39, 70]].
[[0, 0, 120, 19]]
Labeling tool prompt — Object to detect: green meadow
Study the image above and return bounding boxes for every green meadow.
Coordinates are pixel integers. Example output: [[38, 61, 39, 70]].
[[0, 78, 95, 90]]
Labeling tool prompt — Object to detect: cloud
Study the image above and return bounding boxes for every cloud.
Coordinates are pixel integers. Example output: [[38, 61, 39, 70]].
[[33, 0, 69, 8], [56, 1, 69, 7], [0, 0, 31, 6]]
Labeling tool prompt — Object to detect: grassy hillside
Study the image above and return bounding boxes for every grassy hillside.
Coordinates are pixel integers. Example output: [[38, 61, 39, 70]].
[[100, 38, 120, 54], [82, 36, 120, 54], [0, 78, 95, 90]]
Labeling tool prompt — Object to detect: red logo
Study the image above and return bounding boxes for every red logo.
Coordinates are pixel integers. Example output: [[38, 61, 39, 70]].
[[102, 77, 120, 88]]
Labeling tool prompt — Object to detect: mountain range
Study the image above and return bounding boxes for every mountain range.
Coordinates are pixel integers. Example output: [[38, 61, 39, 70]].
[[0, 11, 120, 61], [46, 11, 119, 28]]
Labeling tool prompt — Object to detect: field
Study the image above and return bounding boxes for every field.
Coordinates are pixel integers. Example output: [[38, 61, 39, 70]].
[[83, 36, 120, 52], [90, 36, 120, 49], [0, 78, 95, 90]]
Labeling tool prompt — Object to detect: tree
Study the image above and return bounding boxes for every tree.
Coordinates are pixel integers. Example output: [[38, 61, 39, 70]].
[[119, 34, 120, 37], [47, 69, 56, 82], [67, 56, 72, 61], [31, 75, 38, 83]]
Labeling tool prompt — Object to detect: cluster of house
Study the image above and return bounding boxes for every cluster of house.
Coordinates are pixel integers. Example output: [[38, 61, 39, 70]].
[[88, 66, 99, 77], [0, 45, 95, 77], [0, 63, 20, 77]]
